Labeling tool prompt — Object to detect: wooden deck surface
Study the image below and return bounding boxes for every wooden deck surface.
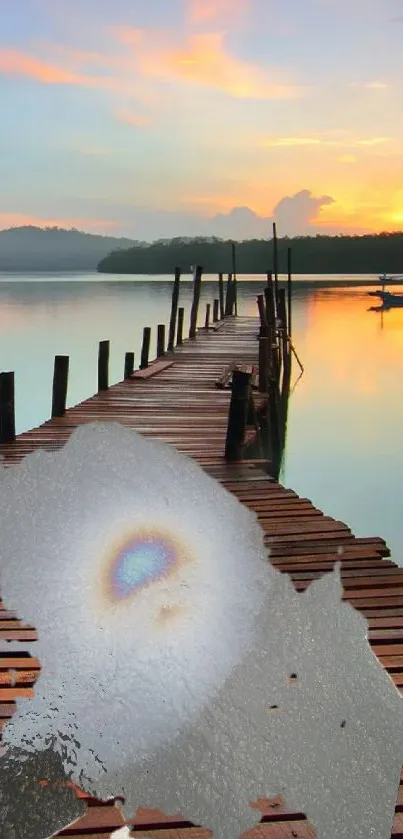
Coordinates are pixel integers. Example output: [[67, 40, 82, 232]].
[[0, 316, 402, 837]]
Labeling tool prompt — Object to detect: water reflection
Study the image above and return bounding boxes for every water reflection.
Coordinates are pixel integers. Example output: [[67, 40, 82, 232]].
[[279, 284, 403, 564], [0, 274, 402, 562]]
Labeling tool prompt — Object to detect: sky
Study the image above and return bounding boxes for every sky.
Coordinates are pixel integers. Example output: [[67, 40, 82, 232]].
[[1, 0, 403, 240]]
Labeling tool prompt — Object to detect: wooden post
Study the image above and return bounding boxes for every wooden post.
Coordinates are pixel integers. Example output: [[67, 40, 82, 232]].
[[268, 378, 281, 478], [272, 222, 279, 304], [257, 294, 268, 337], [124, 351, 135, 379], [213, 298, 219, 322], [225, 273, 233, 316], [98, 340, 109, 391], [0, 372, 15, 443], [265, 274, 276, 328], [204, 303, 211, 330], [51, 355, 69, 418], [168, 266, 181, 351], [225, 369, 251, 461], [278, 288, 288, 357], [140, 327, 151, 369], [259, 337, 269, 393], [218, 273, 225, 319], [177, 307, 184, 345], [189, 265, 203, 339], [157, 324, 165, 357], [287, 247, 292, 338], [231, 241, 238, 316]]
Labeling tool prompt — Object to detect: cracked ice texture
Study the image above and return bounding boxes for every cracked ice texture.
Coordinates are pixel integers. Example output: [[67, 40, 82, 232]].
[[0, 422, 402, 839]]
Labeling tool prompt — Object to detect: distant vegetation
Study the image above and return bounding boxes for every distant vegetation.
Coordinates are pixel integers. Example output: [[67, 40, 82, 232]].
[[98, 232, 403, 275], [1, 226, 402, 275], [0, 226, 138, 271]]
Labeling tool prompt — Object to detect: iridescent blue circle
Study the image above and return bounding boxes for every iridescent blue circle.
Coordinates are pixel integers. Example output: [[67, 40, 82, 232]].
[[109, 538, 175, 600]]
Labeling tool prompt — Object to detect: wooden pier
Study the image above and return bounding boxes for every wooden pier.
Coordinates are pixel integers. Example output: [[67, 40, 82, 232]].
[[1, 312, 403, 837]]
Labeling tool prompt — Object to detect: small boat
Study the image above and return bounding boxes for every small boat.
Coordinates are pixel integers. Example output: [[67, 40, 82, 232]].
[[376, 290, 403, 307], [368, 274, 403, 309]]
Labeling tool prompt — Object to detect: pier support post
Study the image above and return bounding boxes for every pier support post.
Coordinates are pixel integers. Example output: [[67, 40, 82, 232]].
[[225, 369, 251, 461], [218, 273, 225, 319], [177, 308, 184, 345], [273, 222, 279, 304], [204, 303, 211, 330], [51, 355, 69, 418], [189, 265, 203, 339], [225, 273, 233, 317], [0, 372, 15, 443], [257, 294, 268, 337], [124, 352, 135, 379], [98, 340, 109, 392], [277, 288, 289, 372], [287, 247, 292, 339], [213, 299, 219, 322], [140, 327, 151, 369], [168, 267, 181, 351], [259, 337, 269, 393], [157, 324, 166, 358], [231, 241, 238, 316]]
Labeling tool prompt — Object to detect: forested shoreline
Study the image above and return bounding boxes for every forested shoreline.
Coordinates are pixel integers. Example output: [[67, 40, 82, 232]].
[[97, 232, 403, 275]]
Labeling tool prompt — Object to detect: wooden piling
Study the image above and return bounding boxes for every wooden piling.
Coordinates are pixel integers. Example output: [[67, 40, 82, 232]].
[[218, 273, 225, 319], [204, 303, 211, 330], [272, 222, 279, 304], [213, 298, 219, 322], [0, 372, 15, 443], [257, 294, 268, 337], [277, 288, 289, 371], [157, 324, 166, 357], [124, 351, 135, 379], [168, 267, 181, 351], [231, 241, 238, 316], [51, 355, 69, 418], [258, 337, 269, 393], [177, 308, 184, 345], [140, 327, 151, 369], [287, 247, 292, 338], [268, 377, 281, 477], [225, 369, 251, 461], [225, 273, 233, 316], [189, 265, 203, 339], [98, 340, 109, 392]]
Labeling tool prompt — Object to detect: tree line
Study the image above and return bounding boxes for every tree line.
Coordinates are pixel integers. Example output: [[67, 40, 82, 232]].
[[97, 232, 403, 275]]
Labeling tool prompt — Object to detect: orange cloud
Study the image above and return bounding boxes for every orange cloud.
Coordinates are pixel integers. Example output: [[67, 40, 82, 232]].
[[134, 32, 302, 99], [261, 135, 393, 149], [187, 0, 246, 24], [0, 48, 85, 85], [0, 213, 118, 233]]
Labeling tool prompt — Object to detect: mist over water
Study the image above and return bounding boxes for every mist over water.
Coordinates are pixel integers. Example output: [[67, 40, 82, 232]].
[[0, 271, 402, 563]]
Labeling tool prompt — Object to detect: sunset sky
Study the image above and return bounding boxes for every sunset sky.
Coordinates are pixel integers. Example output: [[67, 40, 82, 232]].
[[1, 0, 403, 240]]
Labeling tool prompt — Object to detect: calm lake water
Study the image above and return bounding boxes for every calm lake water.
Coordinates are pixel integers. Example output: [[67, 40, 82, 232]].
[[0, 271, 402, 565]]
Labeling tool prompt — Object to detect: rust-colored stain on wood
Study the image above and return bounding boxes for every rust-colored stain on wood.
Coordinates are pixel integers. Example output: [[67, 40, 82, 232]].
[[0, 317, 401, 837]]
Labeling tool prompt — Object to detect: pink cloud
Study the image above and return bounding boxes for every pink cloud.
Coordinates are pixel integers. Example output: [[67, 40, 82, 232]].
[[187, 0, 247, 24], [0, 48, 86, 85]]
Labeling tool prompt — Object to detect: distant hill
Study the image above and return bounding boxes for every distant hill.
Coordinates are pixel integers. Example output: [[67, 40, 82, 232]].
[[98, 231, 403, 275], [0, 226, 139, 271]]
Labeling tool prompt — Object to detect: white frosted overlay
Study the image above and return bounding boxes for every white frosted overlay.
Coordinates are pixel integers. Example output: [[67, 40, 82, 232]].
[[0, 422, 402, 839]]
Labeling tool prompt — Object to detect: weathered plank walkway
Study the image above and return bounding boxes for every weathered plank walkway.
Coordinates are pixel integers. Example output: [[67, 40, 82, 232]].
[[1, 316, 402, 838]]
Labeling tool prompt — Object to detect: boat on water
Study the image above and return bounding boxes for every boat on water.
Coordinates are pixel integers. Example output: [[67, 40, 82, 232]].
[[368, 274, 403, 309], [369, 290, 403, 307]]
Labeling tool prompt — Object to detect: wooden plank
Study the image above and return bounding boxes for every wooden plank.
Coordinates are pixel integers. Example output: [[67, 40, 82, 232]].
[[131, 361, 175, 380], [0, 314, 401, 839]]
